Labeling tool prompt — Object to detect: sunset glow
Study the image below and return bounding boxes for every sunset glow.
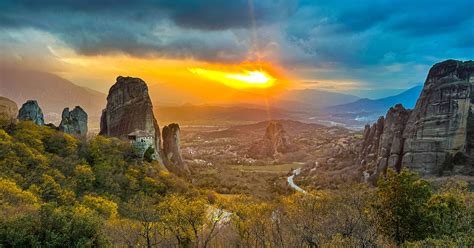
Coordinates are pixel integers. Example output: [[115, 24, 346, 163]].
[[188, 67, 276, 89]]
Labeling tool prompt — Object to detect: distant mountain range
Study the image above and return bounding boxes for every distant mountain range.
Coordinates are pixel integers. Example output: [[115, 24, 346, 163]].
[[327, 85, 422, 113], [155, 104, 295, 125], [273, 89, 360, 110], [0, 67, 421, 128], [0, 67, 106, 124], [323, 85, 423, 124]]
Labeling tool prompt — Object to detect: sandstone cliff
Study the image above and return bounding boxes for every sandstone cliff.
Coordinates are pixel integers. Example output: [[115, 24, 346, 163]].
[[0, 96, 18, 122], [403, 60, 474, 175], [18, 100, 44, 125], [59, 106, 88, 136], [359, 60, 474, 178], [100, 76, 162, 160], [99, 76, 163, 167], [162, 123, 189, 174]]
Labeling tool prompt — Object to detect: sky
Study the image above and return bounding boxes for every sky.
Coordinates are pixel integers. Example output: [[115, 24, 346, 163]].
[[0, 0, 473, 99]]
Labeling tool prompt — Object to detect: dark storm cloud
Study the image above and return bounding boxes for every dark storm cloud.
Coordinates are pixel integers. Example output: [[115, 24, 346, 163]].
[[0, 0, 472, 92], [0, 0, 296, 61], [282, 0, 473, 68], [0, 0, 294, 29]]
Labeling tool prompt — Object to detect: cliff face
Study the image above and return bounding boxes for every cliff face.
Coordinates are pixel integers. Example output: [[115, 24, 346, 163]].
[[0, 96, 18, 122], [59, 106, 88, 136], [162, 123, 189, 174], [100, 76, 161, 158], [359, 60, 474, 178], [18, 100, 44, 125], [403, 60, 474, 175]]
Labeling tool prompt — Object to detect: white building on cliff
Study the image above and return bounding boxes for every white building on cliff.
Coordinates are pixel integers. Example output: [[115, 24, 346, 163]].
[[128, 129, 155, 158]]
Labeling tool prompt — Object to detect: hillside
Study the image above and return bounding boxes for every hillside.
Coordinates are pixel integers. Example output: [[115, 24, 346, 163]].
[[0, 67, 106, 123]]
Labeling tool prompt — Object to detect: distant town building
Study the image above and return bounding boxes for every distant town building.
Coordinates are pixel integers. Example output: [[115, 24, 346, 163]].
[[128, 129, 155, 158]]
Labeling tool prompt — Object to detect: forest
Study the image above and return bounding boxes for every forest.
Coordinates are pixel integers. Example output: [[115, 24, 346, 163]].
[[1, 120, 473, 247]]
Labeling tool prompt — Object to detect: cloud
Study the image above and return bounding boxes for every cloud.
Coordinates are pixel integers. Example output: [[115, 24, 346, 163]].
[[0, 0, 472, 94], [0, 0, 296, 61]]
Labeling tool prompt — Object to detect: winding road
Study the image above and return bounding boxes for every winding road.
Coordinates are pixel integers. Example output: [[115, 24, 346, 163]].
[[287, 168, 306, 193]]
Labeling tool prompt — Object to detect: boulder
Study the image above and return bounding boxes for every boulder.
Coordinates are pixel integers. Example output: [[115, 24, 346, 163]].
[[0, 96, 18, 122], [18, 100, 44, 125], [59, 106, 88, 136]]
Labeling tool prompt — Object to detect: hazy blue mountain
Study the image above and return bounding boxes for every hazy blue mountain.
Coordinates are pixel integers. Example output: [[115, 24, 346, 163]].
[[328, 85, 423, 113], [0, 66, 106, 124], [274, 89, 360, 110]]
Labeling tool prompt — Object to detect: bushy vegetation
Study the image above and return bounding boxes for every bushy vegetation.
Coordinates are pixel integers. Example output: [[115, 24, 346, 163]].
[[1, 121, 473, 247]]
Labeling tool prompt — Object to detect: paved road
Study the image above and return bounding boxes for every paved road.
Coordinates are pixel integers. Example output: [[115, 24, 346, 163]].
[[287, 168, 306, 193]]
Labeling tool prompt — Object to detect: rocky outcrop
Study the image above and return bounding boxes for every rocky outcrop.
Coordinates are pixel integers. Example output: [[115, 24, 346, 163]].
[[59, 106, 88, 136], [100, 76, 162, 161], [162, 123, 189, 173], [377, 105, 411, 174], [402, 60, 474, 175], [0, 96, 18, 122], [99, 76, 159, 141], [359, 116, 385, 167], [359, 60, 474, 178], [18, 100, 44, 125], [249, 121, 291, 158]]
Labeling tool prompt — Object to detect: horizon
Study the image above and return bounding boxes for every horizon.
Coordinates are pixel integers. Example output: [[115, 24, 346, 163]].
[[2, 0, 472, 101]]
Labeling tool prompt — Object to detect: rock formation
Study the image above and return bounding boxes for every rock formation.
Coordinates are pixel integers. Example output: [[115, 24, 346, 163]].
[[359, 116, 385, 166], [403, 60, 474, 175], [377, 105, 411, 174], [100, 76, 160, 143], [359, 60, 474, 178], [249, 121, 291, 158], [162, 123, 189, 173], [0, 96, 18, 122], [100, 76, 162, 161], [18, 100, 44, 125], [59, 106, 88, 136]]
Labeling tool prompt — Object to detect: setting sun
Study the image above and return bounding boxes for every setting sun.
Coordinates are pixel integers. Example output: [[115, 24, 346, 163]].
[[188, 67, 276, 89]]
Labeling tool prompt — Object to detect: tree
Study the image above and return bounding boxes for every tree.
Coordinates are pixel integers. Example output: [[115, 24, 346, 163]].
[[157, 194, 214, 247], [126, 193, 163, 248], [144, 146, 155, 162], [226, 196, 273, 247], [372, 169, 432, 244], [82, 194, 118, 219], [0, 178, 39, 218], [74, 164, 95, 194], [0, 204, 109, 247]]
